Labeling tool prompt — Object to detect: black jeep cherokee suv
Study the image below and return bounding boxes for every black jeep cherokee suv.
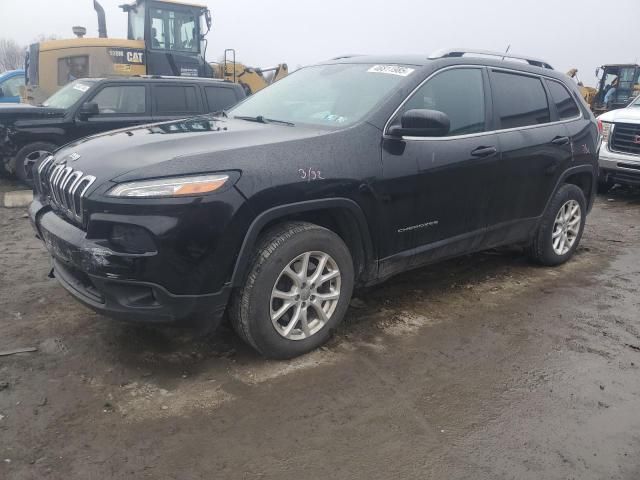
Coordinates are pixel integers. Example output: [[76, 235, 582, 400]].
[[29, 49, 599, 359], [0, 76, 245, 184]]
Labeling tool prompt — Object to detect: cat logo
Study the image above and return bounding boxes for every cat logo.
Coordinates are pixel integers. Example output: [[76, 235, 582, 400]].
[[126, 51, 144, 64]]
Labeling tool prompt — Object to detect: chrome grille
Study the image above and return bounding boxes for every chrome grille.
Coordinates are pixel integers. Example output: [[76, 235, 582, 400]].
[[611, 123, 640, 156], [36, 156, 96, 225]]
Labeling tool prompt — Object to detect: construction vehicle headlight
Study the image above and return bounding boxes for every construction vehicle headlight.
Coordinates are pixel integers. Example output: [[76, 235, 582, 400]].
[[108, 174, 229, 198]]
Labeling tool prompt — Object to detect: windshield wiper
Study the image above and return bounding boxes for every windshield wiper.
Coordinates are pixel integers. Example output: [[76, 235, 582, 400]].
[[213, 109, 228, 118], [234, 115, 295, 126]]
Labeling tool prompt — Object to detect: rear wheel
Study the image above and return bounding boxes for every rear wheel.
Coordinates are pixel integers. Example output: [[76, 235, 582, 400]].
[[229, 222, 354, 359], [15, 142, 56, 186], [528, 184, 586, 266]]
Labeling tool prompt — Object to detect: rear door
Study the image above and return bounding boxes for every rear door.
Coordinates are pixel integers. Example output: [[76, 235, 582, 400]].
[[203, 85, 243, 113], [151, 83, 204, 122], [484, 69, 573, 244], [73, 83, 150, 138]]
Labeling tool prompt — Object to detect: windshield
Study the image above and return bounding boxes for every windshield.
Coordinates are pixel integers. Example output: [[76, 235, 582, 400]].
[[42, 80, 92, 109], [229, 63, 417, 127]]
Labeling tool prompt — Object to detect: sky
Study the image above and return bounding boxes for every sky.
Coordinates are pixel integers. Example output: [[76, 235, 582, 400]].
[[1, 0, 638, 87]]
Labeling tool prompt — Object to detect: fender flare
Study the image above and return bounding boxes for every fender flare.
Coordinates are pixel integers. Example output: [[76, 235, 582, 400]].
[[230, 198, 375, 286], [546, 164, 597, 214]]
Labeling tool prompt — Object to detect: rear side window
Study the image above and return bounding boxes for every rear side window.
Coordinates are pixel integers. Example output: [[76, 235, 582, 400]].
[[492, 71, 550, 129], [398, 68, 486, 136], [154, 85, 200, 114], [91, 85, 146, 114], [205, 86, 239, 112], [547, 80, 581, 120]]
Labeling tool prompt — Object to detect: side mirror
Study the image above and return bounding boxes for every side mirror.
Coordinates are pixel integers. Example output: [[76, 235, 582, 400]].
[[78, 102, 99, 118], [388, 109, 450, 138]]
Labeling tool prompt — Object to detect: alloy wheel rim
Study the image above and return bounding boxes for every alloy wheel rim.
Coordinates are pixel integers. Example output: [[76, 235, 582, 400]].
[[270, 251, 341, 340], [552, 200, 581, 255]]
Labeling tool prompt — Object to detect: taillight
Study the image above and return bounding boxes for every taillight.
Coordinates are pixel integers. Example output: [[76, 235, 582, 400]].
[[597, 119, 603, 135]]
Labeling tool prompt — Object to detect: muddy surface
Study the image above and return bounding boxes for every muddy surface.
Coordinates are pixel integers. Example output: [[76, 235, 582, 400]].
[[1, 186, 639, 479]]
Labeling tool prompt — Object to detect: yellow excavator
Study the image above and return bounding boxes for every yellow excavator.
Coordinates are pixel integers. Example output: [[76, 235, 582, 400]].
[[24, 0, 287, 104]]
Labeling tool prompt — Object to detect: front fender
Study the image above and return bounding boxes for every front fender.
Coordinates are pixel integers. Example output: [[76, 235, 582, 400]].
[[229, 198, 375, 286]]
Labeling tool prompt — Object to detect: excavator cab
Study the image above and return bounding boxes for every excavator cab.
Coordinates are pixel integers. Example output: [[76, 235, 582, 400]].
[[592, 64, 640, 114], [120, 0, 214, 77]]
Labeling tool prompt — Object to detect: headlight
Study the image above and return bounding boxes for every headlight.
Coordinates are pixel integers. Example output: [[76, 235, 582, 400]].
[[600, 121, 612, 143], [108, 174, 229, 198]]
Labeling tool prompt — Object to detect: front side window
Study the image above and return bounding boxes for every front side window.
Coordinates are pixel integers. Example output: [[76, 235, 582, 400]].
[[90, 85, 146, 114], [57, 56, 89, 86], [492, 71, 550, 129], [150, 8, 197, 52], [395, 68, 486, 136], [230, 63, 413, 127], [205, 86, 238, 112], [547, 80, 580, 120], [154, 85, 199, 114]]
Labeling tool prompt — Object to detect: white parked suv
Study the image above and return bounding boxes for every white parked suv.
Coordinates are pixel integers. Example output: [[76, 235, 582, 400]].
[[598, 96, 640, 192]]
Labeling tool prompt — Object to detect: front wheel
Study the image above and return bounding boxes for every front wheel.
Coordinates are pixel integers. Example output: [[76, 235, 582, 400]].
[[229, 222, 354, 359], [15, 142, 57, 187], [528, 184, 587, 266]]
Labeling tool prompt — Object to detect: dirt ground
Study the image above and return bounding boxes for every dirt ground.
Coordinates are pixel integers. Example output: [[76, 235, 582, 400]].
[[1, 185, 639, 480]]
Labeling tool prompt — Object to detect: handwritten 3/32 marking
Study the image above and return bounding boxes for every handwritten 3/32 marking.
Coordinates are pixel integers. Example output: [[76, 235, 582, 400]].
[[298, 168, 325, 182]]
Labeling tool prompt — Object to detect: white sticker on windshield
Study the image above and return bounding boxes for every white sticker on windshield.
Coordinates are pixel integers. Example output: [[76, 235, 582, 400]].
[[367, 65, 415, 77], [73, 83, 90, 93]]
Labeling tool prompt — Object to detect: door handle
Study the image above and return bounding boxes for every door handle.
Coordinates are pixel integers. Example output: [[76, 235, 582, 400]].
[[470, 146, 497, 158], [551, 136, 570, 146]]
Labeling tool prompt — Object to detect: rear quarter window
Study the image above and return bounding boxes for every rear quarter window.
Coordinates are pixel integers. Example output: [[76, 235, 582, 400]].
[[153, 85, 201, 114], [204, 86, 240, 112], [492, 71, 550, 129], [546, 80, 581, 120]]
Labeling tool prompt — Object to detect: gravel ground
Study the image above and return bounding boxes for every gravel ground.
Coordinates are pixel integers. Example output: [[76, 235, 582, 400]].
[[0, 185, 639, 480]]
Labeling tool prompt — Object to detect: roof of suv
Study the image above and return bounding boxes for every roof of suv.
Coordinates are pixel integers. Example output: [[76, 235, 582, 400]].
[[323, 49, 563, 79]]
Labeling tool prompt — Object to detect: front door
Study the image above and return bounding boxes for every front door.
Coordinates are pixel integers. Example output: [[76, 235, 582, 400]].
[[378, 66, 497, 277], [74, 83, 150, 138]]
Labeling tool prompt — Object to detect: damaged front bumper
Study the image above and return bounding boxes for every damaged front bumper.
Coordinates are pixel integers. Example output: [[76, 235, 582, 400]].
[[28, 198, 231, 324]]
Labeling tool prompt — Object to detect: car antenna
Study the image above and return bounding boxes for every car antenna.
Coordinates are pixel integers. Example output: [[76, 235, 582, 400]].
[[501, 44, 511, 62]]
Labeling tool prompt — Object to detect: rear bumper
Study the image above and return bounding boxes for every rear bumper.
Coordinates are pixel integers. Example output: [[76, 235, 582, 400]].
[[29, 199, 231, 324], [599, 142, 640, 186]]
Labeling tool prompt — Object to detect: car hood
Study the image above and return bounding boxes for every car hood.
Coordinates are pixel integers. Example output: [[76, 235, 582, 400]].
[[49, 116, 337, 185], [0, 103, 66, 121], [598, 105, 640, 123]]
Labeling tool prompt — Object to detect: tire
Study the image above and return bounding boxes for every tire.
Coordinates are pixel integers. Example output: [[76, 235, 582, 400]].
[[528, 184, 587, 266], [229, 221, 354, 359], [597, 179, 614, 195], [15, 142, 57, 186]]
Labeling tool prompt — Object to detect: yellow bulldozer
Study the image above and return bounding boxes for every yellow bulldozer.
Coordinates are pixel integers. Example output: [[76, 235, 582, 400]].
[[24, 0, 287, 104]]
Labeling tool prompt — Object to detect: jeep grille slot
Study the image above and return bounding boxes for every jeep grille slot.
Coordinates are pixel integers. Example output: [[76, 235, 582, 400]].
[[35, 157, 96, 225], [610, 123, 640, 156]]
